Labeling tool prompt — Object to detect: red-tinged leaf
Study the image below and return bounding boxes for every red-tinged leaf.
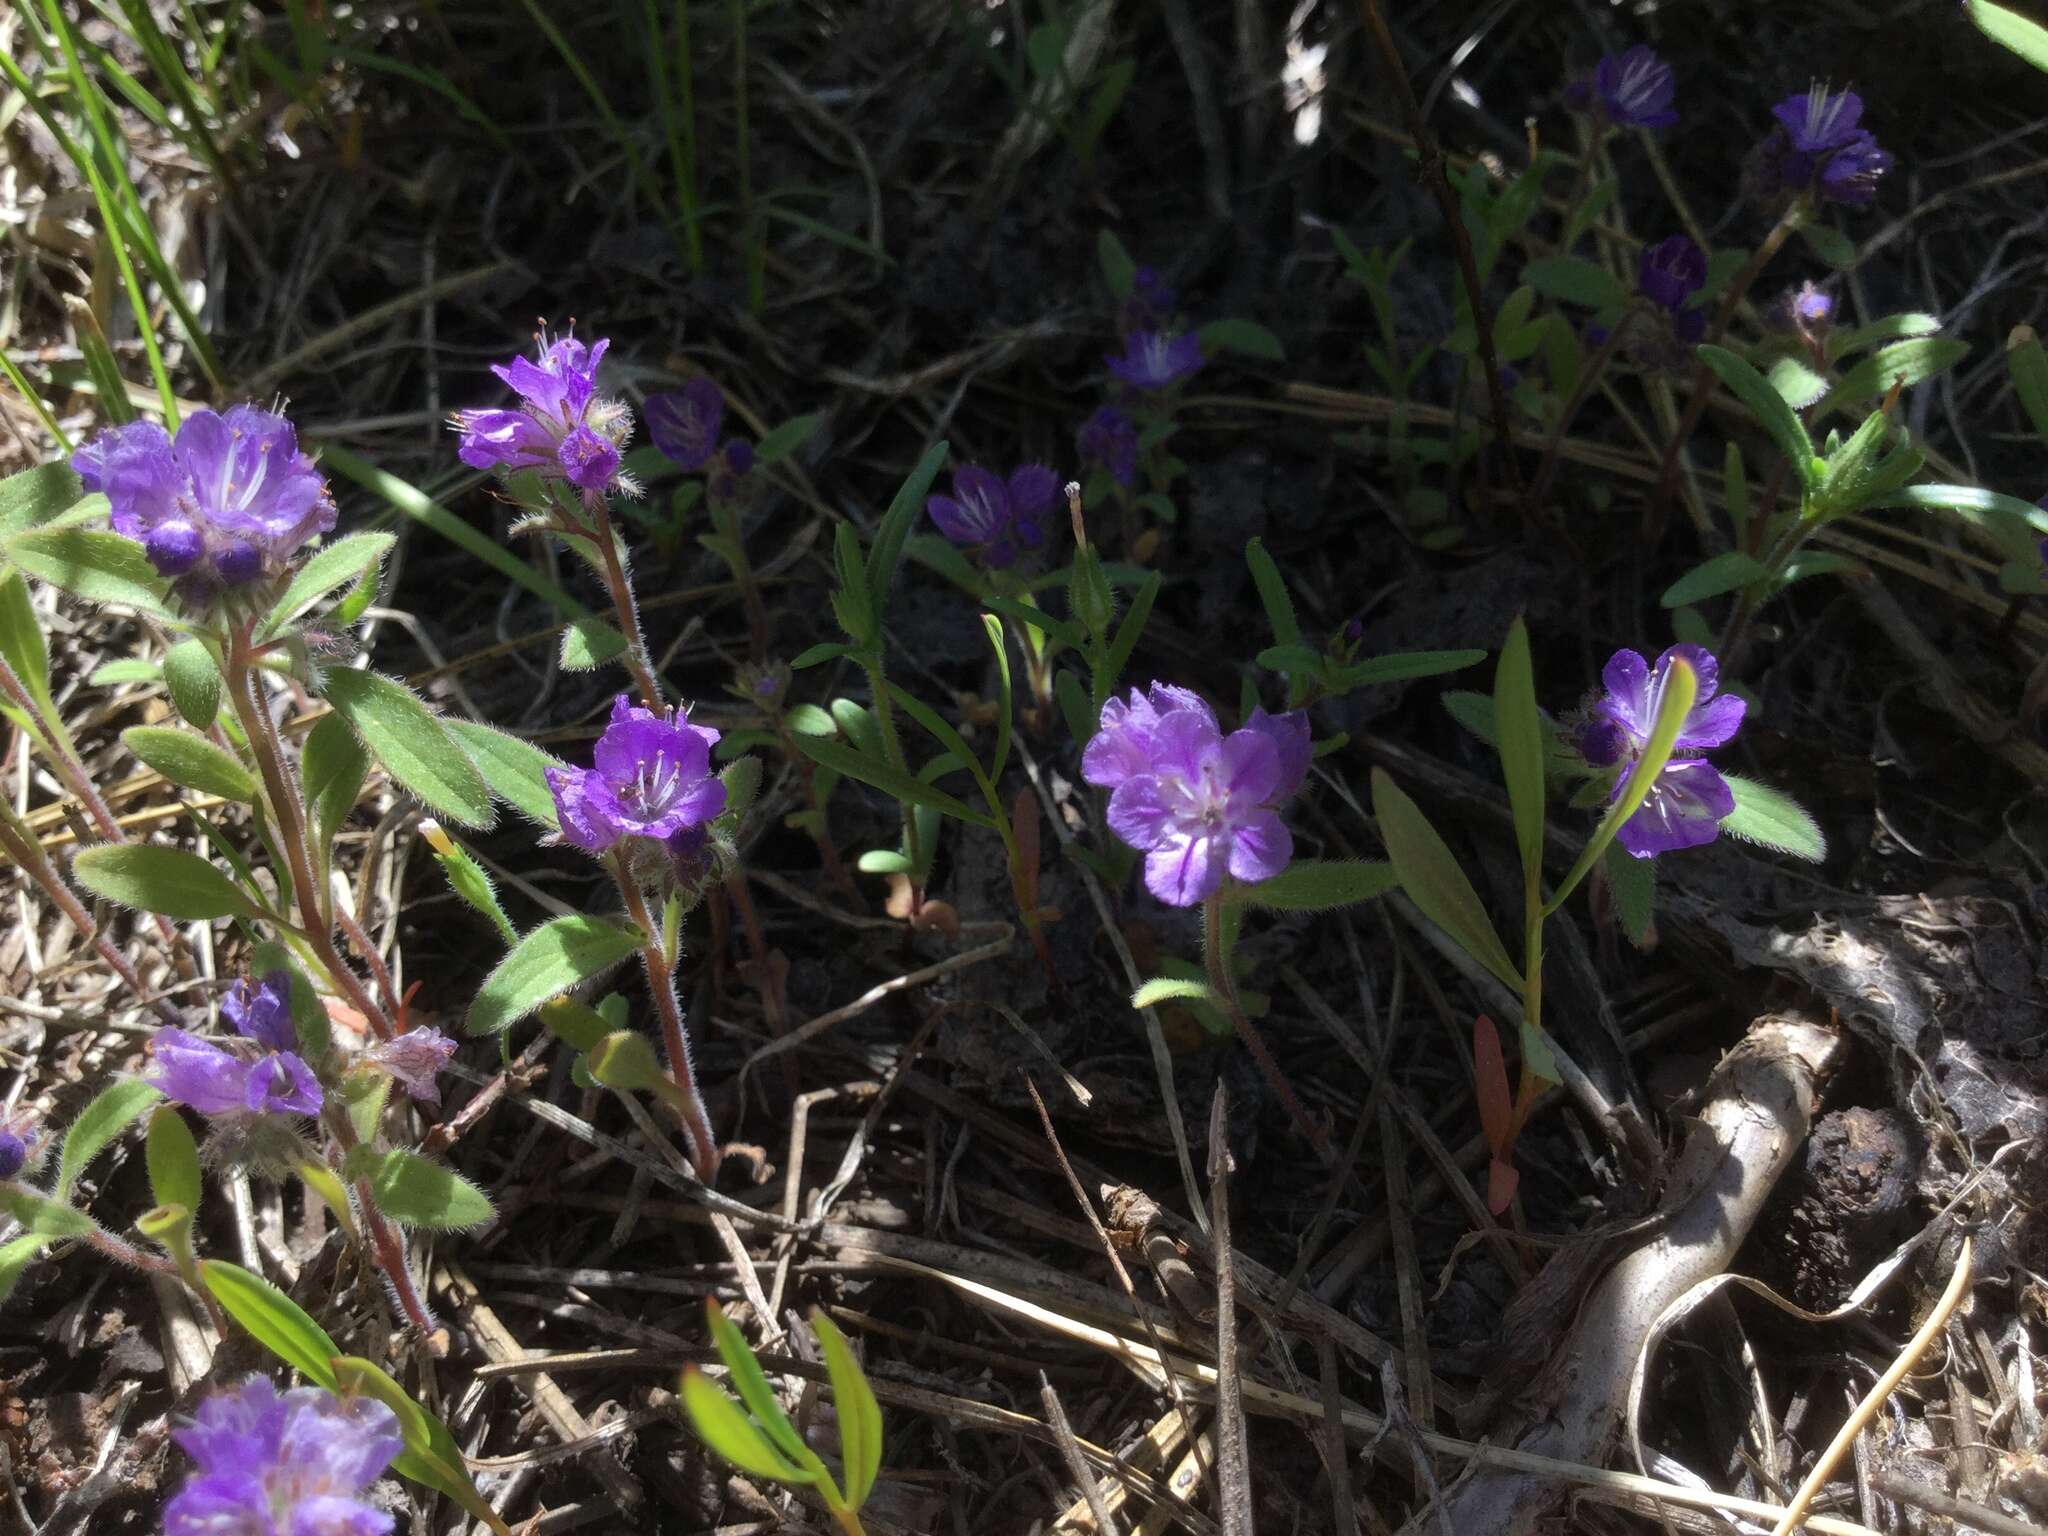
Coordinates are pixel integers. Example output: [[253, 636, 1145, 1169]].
[[1487, 1157, 1520, 1215], [1473, 1014, 1514, 1156]]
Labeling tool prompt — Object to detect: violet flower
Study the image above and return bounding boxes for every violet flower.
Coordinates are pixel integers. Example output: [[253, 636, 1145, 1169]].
[[1636, 235, 1708, 345], [365, 1028, 457, 1107], [1081, 683, 1310, 906], [1567, 46, 1678, 130], [545, 695, 725, 857], [70, 406, 335, 594], [0, 1112, 38, 1181], [1105, 331, 1204, 393], [1117, 267, 1179, 335], [1078, 406, 1139, 489], [926, 464, 1056, 568], [644, 378, 725, 472], [1586, 644, 1746, 857], [452, 332, 637, 503], [1752, 86, 1891, 207], [148, 1029, 323, 1117], [222, 972, 295, 1054], [164, 1376, 402, 1536], [707, 439, 756, 508]]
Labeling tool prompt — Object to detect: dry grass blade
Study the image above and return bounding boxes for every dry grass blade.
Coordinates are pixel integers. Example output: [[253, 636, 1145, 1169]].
[[1042, 1373, 1124, 1536], [1206, 1086, 1251, 1536]]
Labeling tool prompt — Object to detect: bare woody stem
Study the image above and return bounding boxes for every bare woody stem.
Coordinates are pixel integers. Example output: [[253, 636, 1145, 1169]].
[[614, 859, 720, 1181], [224, 627, 395, 1042], [1355, 0, 1524, 505], [1202, 894, 1335, 1164]]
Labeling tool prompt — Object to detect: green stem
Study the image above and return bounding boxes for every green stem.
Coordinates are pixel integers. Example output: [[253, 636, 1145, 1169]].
[[1202, 893, 1334, 1163], [613, 858, 720, 1181], [860, 656, 922, 882], [580, 496, 663, 712]]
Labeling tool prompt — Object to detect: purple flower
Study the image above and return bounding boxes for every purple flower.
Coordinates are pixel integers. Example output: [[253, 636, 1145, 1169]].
[[222, 972, 295, 1054], [1078, 406, 1139, 489], [1781, 281, 1835, 329], [1118, 266, 1179, 334], [926, 463, 1057, 568], [165, 1376, 402, 1536], [147, 1028, 323, 1118], [1752, 87, 1890, 207], [71, 407, 336, 593], [1569, 46, 1677, 129], [1636, 236, 1706, 314], [365, 1028, 456, 1107], [453, 332, 636, 502], [1082, 684, 1309, 905], [1105, 331, 1205, 393], [544, 695, 725, 856], [0, 1112, 38, 1181], [645, 378, 725, 472], [1593, 645, 1745, 857]]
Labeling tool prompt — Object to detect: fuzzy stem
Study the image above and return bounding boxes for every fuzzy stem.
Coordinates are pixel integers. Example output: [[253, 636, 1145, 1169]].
[[614, 860, 720, 1181], [582, 497, 664, 713], [1202, 893, 1334, 1163]]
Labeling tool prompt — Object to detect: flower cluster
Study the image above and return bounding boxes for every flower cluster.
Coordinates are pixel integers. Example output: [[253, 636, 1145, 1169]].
[[645, 377, 757, 508], [926, 463, 1057, 569], [1751, 85, 1891, 206], [1576, 644, 1745, 857], [164, 1376, 402, 1536], [546, 695, 725, 861], [453, 331, 637, 504], [1635, 234, 1709, 353], [148, 973, 323, 1119], [72, 406, 335, 597], [1565, 45, 1678, 130], [1083, 683, 1309, 905], [1105, 330, 1205, 394]]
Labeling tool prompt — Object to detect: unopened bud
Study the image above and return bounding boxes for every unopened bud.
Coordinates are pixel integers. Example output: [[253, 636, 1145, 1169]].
[[1065, 481, 1086, 552], [418, 819, 453, 858]]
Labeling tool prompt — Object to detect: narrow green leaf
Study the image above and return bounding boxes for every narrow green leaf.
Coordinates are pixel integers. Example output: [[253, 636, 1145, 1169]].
[[300, 713, 371, 853], [1096, 229, 1136, 297], [89, 659, 161, 686], [1520, 255, 1628, 310], [856, 850, 914, 874], [1967, 0, 2048, 73], [73, 844, 261, 921], [0, 571, 51, 714], [0, 1233, 51, 1302], [1335, 649, 1487, 688], [1818, 337, 1970, 415], [201, 1259, 341, 1389], [981, 614, 1013, 785], [783, 704, 836, 737], [1831, 313, 1941, 356], [1660, 552, 1771, 607], [1371, 769, 1521, 991], [1198, 318, 1284, 361], [321, 668, 493, 829], [1601, 841, 1656, 948], [1131, 977, 1220, 1010], [790, 641, 850, 669], [755, 413, 821, 466], [163, 638, 222, 727], [1796, 222, 1857, 270], [1718, 773, 1827, 860], [1697, 345, 1819, 489], [347, 1148, 494, 1229], [681, 1369, 812, 1484], [1723, 442, 1751, 547], [707, 1300, 817, 1467], [0, 1188, 92, 1238], [1766, 356, 1829, 410], [56, 1078, 162, 1199], [443, 720, 566, 829], [5, 527, 173, 617], [1105, 569, 1161, 685], [145, 1105, 202, 1214], [466, 914, 643, 1035], [255, 532, 394, 640], [1243, 538, 1300, 647], [864, 440, 950, 620], [813, 1310, 884, 1508], [2008, 326, 2048, 442], [1233, 859, 1396, 911], [792, 736, 990, 828], [0, 462, 86, 540], [332, 1356, 500, 1523], [122, 726, 257, 802], [1494, 619, 1545, 882], [558, 615, 627, 671]]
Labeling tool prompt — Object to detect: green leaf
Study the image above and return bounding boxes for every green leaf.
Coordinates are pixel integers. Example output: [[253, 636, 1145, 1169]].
[[347, 1148, 494, 1229], [864, 440, 950, 621], [1967, 0, 2048, 71], [1520, 255, 1628, 311], [321, 668, 493, 829], [73, 844, 261, 921], [1494, 619, 1545, 883], [466, 914, 643, 1035], [716, 756, 762, 836], [332, 1356, 501, 1525], [145, 1105, 202, 1214], [255, 533, 394, 640], [1234, 859, 1396, 911], [1097, 229, 1136, 297], [1831, 313, 1942, 356], [1818, 337, 1970, 415], [1370, 768, 1521, 991], [792, 736, 990, 828], [1243, 537, 1300, 647], [813, 1309, 884, 1508], [1198, 318, 1284, 361], [539, 994, 615, 1051], [55, 1078, 161, 1200], [707, 1300, 820, 1470], [755, 413, 821, 466], [1105, 569, 1161, 685], [163, 638, 222, 727], [301, 713, 371, 852], [0, 571, 51, 717], [1131, 977, 1221, 1010], [0, 462, 86, 540], [89, 659, 161, 686], [782, 703, 836, 737], [1767, 356, 1829, 410], [1697, 345, 1818, 489], [2008, 326, 2048, 442], [1660, 552, 1770, 607], [1718, 773, 1827, 861], [0, 1233, 51, 1302], [681, 1369, 812, 1485], [1797, 222, 1857, 270], [5, 527, 173, 617], [0, 1188, 92, 1237], [1334, 649, 1487, 688], [201, 1259, 341, 1389], [558, 615, 627, 671], [122, 726, 257, 802], [856, 849, 913, 874], [1601, 840, 1656, 949], [443, 720, 565, 829], [791, 641, 850, 669]]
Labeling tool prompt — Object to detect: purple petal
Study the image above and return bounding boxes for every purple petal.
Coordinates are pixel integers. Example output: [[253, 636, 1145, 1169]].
[[275, 1385, 403, 1502], [556, 426, 620, 493], [1213, 727, 1284, 812], [175, 1376, 287, 1474], [1081, 690, 1159, 788], [454, 408, 554, 474], [288, 1496, 397, 1536], [1143, 832, 1220, 906], [223, 972, 295, 1053], [145, 521, 205, 577], [1226, 809, 1293, 884], [1144, 706, 1227, 785], [1677, 691, 1746, 751], [147, 1030, 253, 1115], [1106, 775, 1176, 852], [1615, 760, 1734, 857], [547, 766, 620, 853], [1006, 464, 1060, 523], [1241, 708, 1311, 800], [1598, 649, 1652, 740], [163, 1471, 273, 1536], [644, 378, 725, 471], [367, 1028, 456, 1106], [72, 420, 182, 538], [245, 1052, 323, 1116]]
